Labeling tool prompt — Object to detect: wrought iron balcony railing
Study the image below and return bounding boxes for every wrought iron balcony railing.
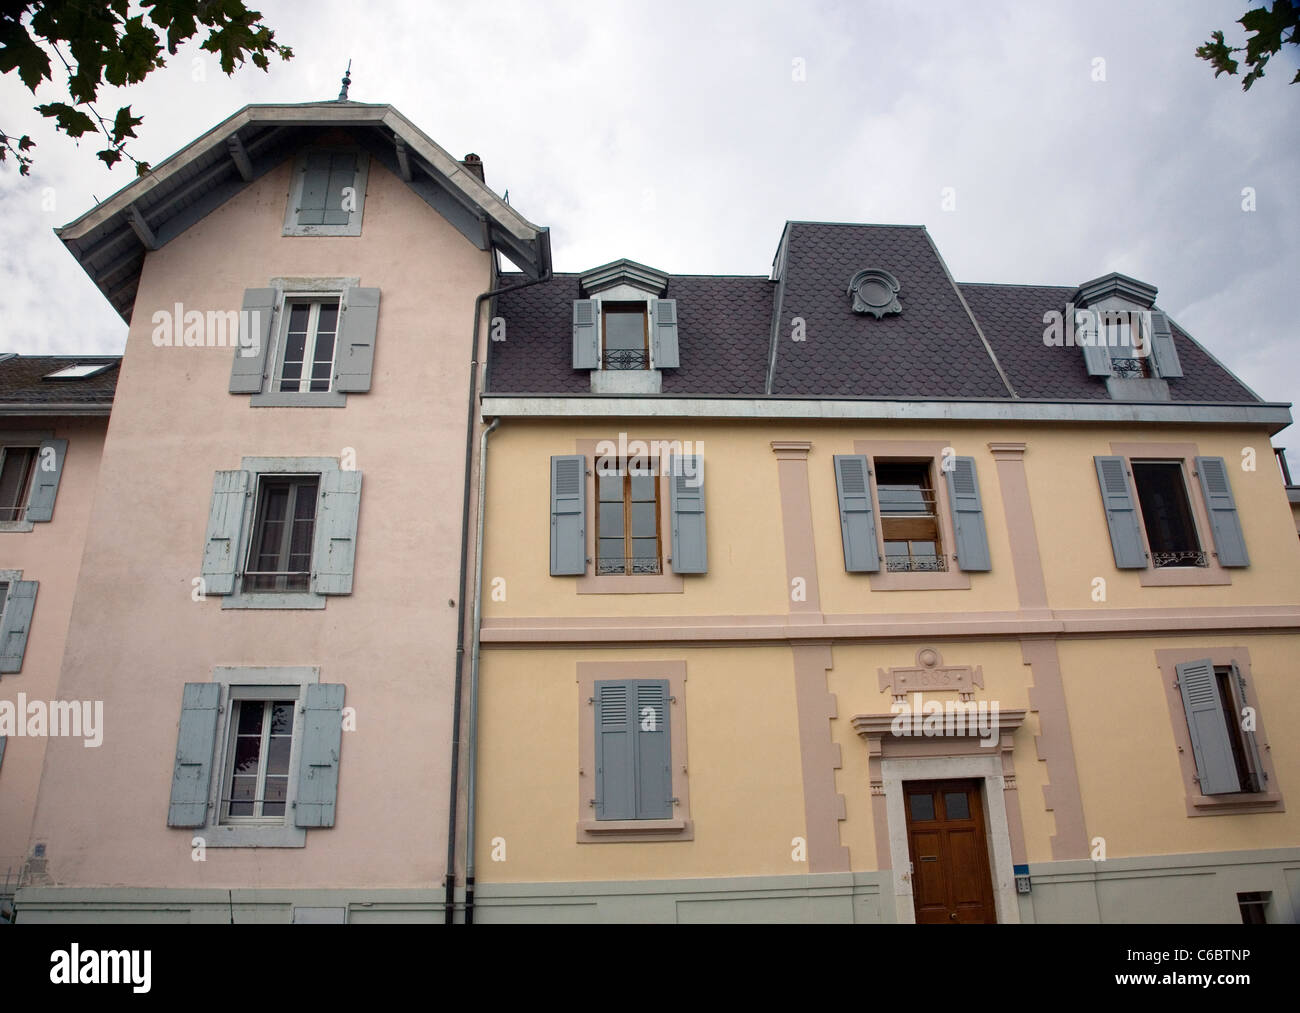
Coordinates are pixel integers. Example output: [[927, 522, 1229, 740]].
[[1110, 357, 1149, 379], [1152, 550, 1208, 569], [597, 556, 662, 576], [603, 349, 649, 371], [884, 554, 948, 573]]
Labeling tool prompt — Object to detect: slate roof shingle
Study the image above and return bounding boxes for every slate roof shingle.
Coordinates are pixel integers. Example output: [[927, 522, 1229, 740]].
[[485, 222, 1262, 405], [0, 355, 120, 406]]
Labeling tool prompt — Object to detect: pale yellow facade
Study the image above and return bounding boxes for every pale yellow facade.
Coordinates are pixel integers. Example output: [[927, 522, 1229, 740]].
[[475, 416, 1300, 921]]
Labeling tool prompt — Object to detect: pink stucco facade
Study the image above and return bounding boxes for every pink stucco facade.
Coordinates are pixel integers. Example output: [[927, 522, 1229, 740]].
[[0, 418, 107, 892], [25, 144, 492, 892]]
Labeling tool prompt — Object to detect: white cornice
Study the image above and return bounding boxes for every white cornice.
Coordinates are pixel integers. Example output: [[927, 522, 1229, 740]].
[[480, 396, 1293, 432]]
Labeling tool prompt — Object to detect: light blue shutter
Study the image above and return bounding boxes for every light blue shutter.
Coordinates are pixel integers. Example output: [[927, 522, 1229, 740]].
[[550, 455, 586, 576], [334, 287, 380, 392], [297, 151, 332, 226], [1081, 309, 1111, 376], [1148, 311, 1183, 379], [635, 680, 672, 819], [595, 681, 635, 820], [1194, 456, 1248, 567], [167, 682, 220, 827], [1093, 456, 1147, 569], [572, 300, 599, 369], [323, 152, 357, 226], [651, 299, 679, 369], [24, 438, 67, 522], [311, 469, 363, 595], [201, 470, 250, 595], [670, 454, 707, 574], [0, 580, 37, 673], [295, 683, 345, 827], [1231, 663, 1265, 791], [945, 456, 991, 572], [230, 288, 276, 393], [833, 455, 881, 573], [1176, 659, 1239, 795]]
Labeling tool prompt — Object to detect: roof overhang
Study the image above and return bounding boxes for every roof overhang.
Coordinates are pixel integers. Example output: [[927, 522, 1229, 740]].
[[479, 395, 1294, 434], [56, 102, 551, 322]]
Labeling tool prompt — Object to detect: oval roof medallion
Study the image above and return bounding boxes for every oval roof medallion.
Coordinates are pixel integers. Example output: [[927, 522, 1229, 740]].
[[848, 269, 902, 318]]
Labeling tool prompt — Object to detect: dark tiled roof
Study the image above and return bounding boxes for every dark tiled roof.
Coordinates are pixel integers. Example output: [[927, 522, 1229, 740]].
[[0, 355, 120, 406], [769, 223, 1011, 398], [959, 283, 1259, 403], [485, 222, 1262, 404], [488, 274, 773, 395]]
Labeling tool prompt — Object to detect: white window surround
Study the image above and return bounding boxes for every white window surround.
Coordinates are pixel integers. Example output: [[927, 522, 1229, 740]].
[[282, 148, 370, 238], [201, 666, 320, 849], [221, 456, 340, 611], [249, 278, 360, 408], [881, 754, 1020, 925]]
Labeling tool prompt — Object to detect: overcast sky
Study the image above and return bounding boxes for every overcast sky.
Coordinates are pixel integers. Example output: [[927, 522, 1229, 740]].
[[2, 1, 1297, 463]]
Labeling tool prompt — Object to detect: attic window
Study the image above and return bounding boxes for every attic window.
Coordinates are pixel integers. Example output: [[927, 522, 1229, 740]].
[[283, 148, 370, 238], [44, 363, 113, 380]]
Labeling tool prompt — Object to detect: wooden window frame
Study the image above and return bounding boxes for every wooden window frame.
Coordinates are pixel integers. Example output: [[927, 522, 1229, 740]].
[[596, 464, 663, 576], [575, 438, 683, 594], [875, 460, 945, 573], [854, 439, 970, 591]]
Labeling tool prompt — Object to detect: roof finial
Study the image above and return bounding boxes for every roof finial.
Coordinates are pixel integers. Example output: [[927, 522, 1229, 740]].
[[337, 59, 352, 101]]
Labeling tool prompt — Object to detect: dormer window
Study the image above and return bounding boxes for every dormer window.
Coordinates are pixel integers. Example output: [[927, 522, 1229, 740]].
[[1072, 273, 1183, 396], [571, 259, 679, 393]]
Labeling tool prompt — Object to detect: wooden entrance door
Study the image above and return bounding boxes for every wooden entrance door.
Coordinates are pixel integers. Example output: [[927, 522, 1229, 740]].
[[903, 779, 997, 924]]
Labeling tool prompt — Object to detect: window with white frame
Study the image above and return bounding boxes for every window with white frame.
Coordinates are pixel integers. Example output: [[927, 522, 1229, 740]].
[[277, 298, 340, 394]]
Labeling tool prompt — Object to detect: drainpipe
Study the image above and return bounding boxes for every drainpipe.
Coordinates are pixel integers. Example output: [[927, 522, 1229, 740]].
[[445, 257, 551, 925], [464, 414, 499, 924]]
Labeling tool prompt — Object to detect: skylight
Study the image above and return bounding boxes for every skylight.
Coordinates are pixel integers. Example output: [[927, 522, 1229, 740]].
[[44, 362, 113, 380]]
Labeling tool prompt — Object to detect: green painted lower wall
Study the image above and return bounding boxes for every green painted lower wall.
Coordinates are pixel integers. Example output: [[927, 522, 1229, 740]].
[[15, 847, 1299, 923]]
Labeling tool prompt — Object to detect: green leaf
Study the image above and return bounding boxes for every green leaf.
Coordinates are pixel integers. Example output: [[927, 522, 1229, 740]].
[[18, 134, 35, 151], [0, 20, 53, 92], [96, 147, 122, 168], [36, 102, 98, 138], [135, 159, 152, 177], [111, 104, 143, 144]]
